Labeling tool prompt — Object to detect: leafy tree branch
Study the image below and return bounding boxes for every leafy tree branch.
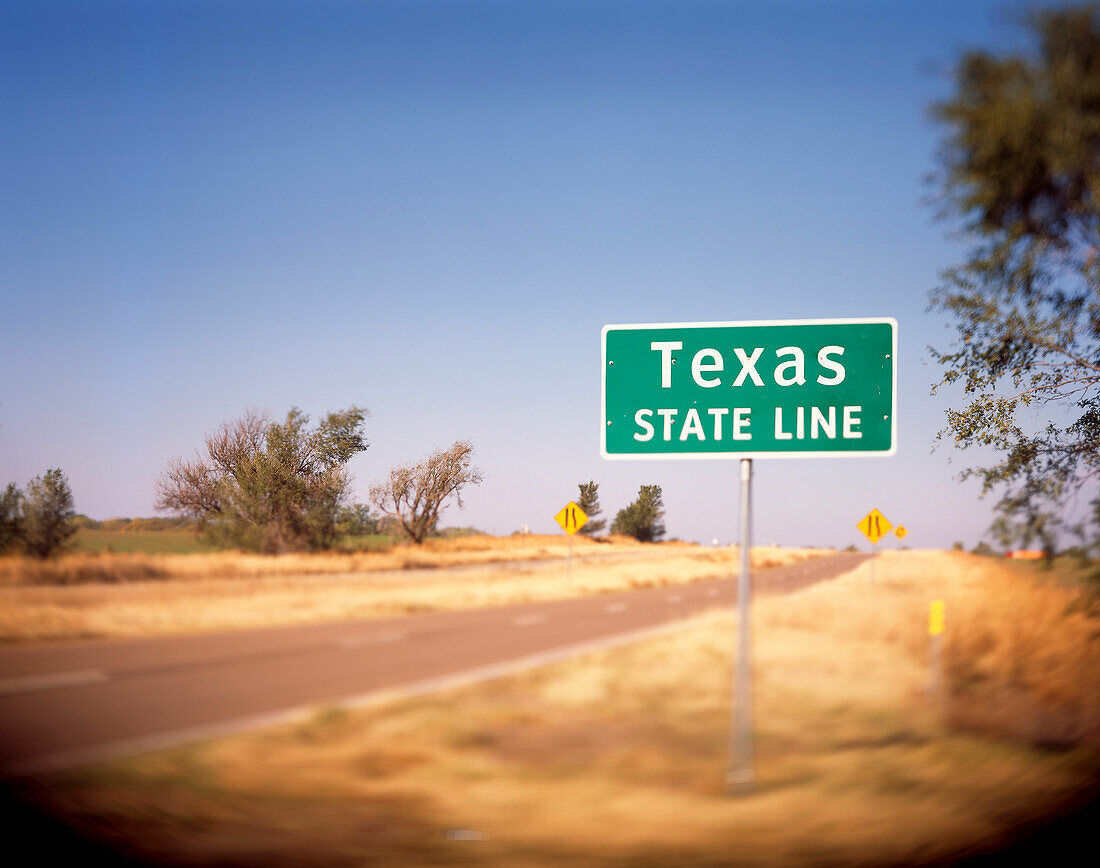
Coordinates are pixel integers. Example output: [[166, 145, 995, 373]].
[[929, 3, 1100, 553]]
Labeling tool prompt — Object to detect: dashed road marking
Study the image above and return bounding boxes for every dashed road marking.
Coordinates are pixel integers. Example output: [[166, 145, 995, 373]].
[[513, 614, 546, 627], [605, 603, 628, 614], [667, 594, 683, 603], [0, 669, 109, 697]]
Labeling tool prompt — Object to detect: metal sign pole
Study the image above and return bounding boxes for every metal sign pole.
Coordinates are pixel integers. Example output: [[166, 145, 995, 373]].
[[728, 457, 754, 794], [568, 533, 573, 583]]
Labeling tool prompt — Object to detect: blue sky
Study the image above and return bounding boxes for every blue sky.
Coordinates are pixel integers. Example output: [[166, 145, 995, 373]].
[[1, 0, 1044, 548]]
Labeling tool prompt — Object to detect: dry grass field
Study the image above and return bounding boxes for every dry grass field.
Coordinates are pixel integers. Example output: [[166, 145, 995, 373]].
[[1, 534, 645, 585], [11, 550, 1100, 866], [0, 537, 822, 642]]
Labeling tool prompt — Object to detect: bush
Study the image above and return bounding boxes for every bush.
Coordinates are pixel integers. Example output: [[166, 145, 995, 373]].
[[337, 504, 383, 537], [70, 514, 102, 531], [19, 469, 77, 558], [610, 485, 666, 542], [157, 407, 369, 553]]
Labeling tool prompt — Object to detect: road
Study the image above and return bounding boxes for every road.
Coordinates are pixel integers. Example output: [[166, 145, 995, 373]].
[[0, 552, 867, 776]]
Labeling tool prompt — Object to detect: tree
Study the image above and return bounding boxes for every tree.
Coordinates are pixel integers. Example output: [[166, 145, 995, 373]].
[[0, 483, 24, 554], [157, 406, 368, 553], [611, 484, 666, 542], [20, 468, 77, 558], [575, 480, 606, 536], [369, 440, 484, 544], [929, 4, 1100, 553]]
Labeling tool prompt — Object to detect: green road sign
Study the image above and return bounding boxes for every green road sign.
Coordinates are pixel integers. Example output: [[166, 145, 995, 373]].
[[601, 318, 896, 459]]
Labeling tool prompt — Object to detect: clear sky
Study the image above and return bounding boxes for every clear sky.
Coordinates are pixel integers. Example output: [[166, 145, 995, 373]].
[[1, 0, 1044, 549]]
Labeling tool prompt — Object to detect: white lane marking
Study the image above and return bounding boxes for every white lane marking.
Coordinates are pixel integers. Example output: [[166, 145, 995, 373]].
[[667, 594, 683, 603], [605, 603, 628, 614], [513, 614, 546, 627], [338, 630, 407, 650], [4, 619, 700, 777], [0, 669, 109, 697], [707, 589, 719, 597], [446, 829, 488, 841]]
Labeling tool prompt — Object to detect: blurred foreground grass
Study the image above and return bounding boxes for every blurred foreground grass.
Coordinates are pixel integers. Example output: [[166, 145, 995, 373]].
[[15, 551, 1100, 865]]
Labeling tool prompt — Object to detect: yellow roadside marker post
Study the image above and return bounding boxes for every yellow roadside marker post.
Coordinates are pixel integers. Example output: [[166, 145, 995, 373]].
[[554, 501, 588, 582], [857, 508, 892, 582], [928, 600, 945, 711]]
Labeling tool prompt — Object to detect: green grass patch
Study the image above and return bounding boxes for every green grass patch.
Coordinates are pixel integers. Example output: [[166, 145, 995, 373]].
[[333, 534, 402, 552], [71, 529, 403, 556], [70, 529, 220, 555]]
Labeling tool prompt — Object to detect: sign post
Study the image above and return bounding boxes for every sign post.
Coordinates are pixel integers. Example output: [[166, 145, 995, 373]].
[[601, 317, 897, 795], [728, 457, 754, 792], [554, 501, 588, 582]]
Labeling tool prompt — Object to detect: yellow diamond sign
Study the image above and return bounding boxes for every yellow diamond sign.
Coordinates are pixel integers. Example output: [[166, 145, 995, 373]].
[[894, 525, 908, 541], [857, 508, 892, 545], [555, 501, 588, 535]]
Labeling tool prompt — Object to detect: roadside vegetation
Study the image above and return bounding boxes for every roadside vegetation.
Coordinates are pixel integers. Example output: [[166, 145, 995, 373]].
[[368, 440, 484, 544], [157, 406, 371, 553], [19, 550, 1099, 865], [610, 484, 666, 542], [0, 468, 77, 559], [3, 410, 665, 563], [929, 3, 1100, 557], [575, 481, 606, 536], [155, 406, 490, 553]]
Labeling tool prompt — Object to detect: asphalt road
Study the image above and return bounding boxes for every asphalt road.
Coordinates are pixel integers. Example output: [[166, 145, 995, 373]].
[[0, 552, 867, 776]]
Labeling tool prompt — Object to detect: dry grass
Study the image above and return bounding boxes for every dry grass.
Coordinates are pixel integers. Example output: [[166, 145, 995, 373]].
[[0, 534, 628, 585], [0, 540, 823, 643], [18, 550, 1100, 866], [1, 534, 809, 586], [944, 558, 1100, 749]]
